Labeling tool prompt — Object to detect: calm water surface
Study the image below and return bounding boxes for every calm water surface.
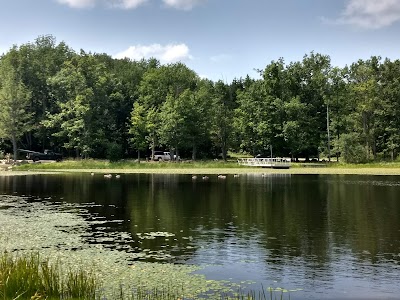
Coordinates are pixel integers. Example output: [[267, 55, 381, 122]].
[[1, 173, 400, 299]]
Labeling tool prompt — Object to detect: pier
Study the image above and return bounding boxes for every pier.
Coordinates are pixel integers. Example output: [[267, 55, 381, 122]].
[[237, 157, 291, 169]]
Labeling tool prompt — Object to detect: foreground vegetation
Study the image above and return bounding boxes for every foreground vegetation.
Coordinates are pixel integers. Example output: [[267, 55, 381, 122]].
[[0, 197, 299, 300], [0, 252, 96, 300], [0, 252, 291, 300]]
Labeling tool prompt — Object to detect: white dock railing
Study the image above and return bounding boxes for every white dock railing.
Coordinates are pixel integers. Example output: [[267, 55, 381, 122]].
[[237, 157, 291, 169]]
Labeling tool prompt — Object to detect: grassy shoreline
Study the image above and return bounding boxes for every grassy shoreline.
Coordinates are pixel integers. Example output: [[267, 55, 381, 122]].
[[3, 159, 400, 175], [7, 168, 400, 175]]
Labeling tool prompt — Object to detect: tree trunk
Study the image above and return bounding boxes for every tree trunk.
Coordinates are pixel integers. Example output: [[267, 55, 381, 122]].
[[221, 143, 227, 161], [363, 112, 369, 159], [12, 134, 17, 162], [373, 138, 377, 160], [25, 132, 32, 150], [137, 150, 141, 163], [336, 131, 340, 162], [192, 143, 197, 161], [327, 102, 331, 162], [175, 147, 179, 162], [151, 136, 155, 160]]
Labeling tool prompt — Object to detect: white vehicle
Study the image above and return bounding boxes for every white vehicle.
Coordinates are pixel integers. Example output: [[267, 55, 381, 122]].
[[153, 151, 171, 161], [153, 151, 180, 161]]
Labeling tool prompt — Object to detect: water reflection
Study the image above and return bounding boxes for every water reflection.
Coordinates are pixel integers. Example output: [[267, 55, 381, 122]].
[[0, 173, 400, 299]]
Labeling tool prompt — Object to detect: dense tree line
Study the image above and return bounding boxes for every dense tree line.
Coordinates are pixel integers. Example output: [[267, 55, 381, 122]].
[[1, 35, 400, 163]]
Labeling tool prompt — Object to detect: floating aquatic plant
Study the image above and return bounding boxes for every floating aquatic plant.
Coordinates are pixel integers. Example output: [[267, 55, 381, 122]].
[[1, 195, 278, 299]]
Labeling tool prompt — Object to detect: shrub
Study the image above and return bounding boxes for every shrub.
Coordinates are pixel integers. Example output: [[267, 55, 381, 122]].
[[338, 133, 368, 163], [106, 142, 123, 162]]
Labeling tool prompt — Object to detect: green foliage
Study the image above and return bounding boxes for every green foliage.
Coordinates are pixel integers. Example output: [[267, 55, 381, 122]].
[[106, 142, 124, 162], [45, 53, 119, 158], [129, 102, 148, 154], [211, 81, 235, 161], [338, 133, 368, 163], [235, 80, 270, 155], [283, 97, 308, 157], [0, 60, 32, 159], [3, 35, 400, 163], [1, 35, 75, 151]]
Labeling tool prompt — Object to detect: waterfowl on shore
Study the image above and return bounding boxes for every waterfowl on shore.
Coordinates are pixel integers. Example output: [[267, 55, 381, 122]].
[[217, 174, 227, 179], [115, 175, 121, 179], [202, 175, 209, 180], [192, 175, 197, 180], [104, 174, 112, 178], [90, 172, 95, 176], [233, 174, 240, 178]]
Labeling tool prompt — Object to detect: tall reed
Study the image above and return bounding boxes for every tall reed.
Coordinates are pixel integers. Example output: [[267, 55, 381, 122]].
[[0, 252, 97, 299]]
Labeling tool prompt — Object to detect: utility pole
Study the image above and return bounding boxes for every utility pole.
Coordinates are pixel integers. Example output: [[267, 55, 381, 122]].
[[327, 100, 331, 162]]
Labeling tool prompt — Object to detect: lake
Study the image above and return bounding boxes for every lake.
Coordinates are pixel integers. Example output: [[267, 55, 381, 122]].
[[0, 173, 399, 299]]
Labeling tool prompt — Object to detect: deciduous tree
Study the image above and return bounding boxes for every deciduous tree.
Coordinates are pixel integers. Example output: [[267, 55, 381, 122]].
[[0, 62, 32, 160]]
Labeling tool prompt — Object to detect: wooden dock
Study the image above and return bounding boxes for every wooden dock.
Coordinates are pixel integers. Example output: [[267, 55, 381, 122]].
[[237, 158, 291, 169]]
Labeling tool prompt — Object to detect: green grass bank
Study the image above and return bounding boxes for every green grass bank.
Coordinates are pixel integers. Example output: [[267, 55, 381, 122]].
[[9, 159, 400, 175]]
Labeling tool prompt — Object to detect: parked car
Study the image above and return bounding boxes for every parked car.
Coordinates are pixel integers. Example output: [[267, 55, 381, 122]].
[[153, 151, 180, 161], [19, 149, 63, 162], [153, 151, 171, 161]]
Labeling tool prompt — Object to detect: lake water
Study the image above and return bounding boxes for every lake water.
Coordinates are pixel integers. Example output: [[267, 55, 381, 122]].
[[1, 173, 400, 299]]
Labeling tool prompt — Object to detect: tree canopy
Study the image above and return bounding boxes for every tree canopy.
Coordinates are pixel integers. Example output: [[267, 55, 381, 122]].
[[2, 35, 400, 163]]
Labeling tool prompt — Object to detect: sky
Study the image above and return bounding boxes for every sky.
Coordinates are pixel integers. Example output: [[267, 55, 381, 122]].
[[1, 0, 400, 81]]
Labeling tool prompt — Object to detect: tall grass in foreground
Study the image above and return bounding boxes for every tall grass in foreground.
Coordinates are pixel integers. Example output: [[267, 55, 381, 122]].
[[0, 252, 291, 300], [0, 252, 97, 299]]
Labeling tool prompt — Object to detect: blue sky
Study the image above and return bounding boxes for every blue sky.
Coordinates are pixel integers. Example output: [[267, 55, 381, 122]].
[[1, 0, 400, 81]]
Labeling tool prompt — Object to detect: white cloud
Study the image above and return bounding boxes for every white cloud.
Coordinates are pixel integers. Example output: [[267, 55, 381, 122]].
[[56, 0, 148, 9], [337, 0, 400, 29], [110, 0, 148, 9], [114, 43, 193, 63], [57, 0, 205, 9], [57, 0, 96, 8], [162, 0, 206, 10]]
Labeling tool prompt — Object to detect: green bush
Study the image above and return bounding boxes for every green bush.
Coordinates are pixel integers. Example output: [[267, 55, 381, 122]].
[[338, 133, 368, 163], [106, 142, 124, 162]]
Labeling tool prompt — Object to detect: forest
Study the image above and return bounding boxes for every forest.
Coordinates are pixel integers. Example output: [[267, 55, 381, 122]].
[[1, 35, 400, 163]]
